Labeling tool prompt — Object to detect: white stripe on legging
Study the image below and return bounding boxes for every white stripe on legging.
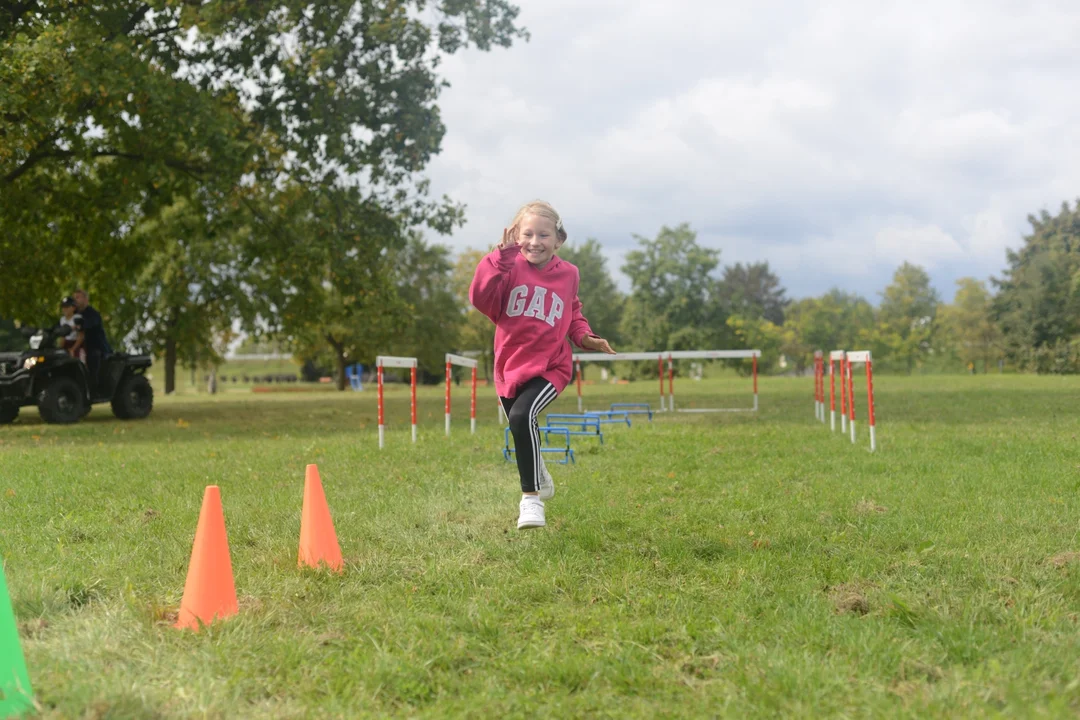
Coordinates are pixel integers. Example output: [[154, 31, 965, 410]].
[[527, 383, 558, 493]]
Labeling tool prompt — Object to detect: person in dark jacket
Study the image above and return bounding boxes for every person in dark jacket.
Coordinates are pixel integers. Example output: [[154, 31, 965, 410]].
[[73, 289, 111, 395]]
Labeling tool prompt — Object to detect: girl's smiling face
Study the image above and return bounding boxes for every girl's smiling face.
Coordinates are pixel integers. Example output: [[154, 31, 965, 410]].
[[517, 213, 562, 269]]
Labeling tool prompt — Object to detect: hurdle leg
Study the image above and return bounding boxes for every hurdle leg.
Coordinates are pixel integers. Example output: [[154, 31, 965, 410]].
[[411, 366, 417, 444], [377, 365, 385, 449], [470, 367, 477, 435], [445, 360, 451, 438]]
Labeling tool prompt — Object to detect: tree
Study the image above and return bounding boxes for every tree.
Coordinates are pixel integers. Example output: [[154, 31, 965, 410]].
[[937, 278, 1003, 373], [555, 238, 624, 346], [452, 248, 496, 380], [782, 290, 875, 372], [388, 234, 462, 381], [726, 315, 784, 374], [716, 262, 790, 325], [269, 190, 409, 391], [620, 223, 726, 351], [0, 2, 265, 313], [109, 197, 259, 393], [1, 0, 527, 358], [993, 200, 1080, 369], [873, 263, 940, 373]]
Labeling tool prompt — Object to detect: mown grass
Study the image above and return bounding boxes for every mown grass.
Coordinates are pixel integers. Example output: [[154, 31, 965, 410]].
[[1, 374, 1079, 718]]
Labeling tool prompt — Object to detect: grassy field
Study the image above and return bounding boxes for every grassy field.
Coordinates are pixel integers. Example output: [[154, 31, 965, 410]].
[[1, 374, 1079, 717]]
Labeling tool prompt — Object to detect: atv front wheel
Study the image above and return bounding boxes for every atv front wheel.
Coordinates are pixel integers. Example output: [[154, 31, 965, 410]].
[[112, 374, 153, 420], [0, 404, 18, 424], [38, 376, 85, 424]]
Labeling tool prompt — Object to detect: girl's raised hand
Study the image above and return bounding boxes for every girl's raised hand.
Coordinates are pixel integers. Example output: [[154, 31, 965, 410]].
[[581, 336, 616, 355], [498, 225, 519, 250]]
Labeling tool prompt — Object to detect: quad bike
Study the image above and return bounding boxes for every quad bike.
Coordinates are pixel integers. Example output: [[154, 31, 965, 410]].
[[0, 326, 153, 425]]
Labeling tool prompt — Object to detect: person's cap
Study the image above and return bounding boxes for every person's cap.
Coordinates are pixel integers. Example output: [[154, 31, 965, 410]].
[[61, 296, 77, 308]]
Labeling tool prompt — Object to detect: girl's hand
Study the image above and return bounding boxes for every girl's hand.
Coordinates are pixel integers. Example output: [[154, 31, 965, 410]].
[[581, 336, 616, 355], [498, 225, 519, 250]]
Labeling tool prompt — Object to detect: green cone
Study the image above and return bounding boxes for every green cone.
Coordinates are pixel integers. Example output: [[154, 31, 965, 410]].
[[0, 561, 33, 718]]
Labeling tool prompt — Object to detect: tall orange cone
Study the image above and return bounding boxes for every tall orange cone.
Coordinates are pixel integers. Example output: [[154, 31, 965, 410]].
[[298, 464, 343, 572], [175, 486, 238, 631]]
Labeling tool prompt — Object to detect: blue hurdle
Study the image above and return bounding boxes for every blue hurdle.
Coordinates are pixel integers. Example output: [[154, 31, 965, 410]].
[[610, 403, 653, 421], [503, 426, 576, 464], [545, 413, 605, 444]]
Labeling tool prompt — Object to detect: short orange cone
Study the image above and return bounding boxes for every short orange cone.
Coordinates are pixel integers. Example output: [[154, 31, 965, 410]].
[[175, 486, 238, 631], [298, 464, 343, 572]]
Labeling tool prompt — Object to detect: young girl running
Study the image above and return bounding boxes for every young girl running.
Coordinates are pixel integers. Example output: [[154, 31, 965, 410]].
[[469, 201, 615, 529]]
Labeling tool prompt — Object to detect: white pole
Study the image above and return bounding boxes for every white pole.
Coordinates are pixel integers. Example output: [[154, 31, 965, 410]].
[[378, 425, 384, 449], [869, 425, 876, 452], [412, 423, 417, 444], [445, 414, 450, 437], [471, 417, 476, 434], [850, 419, 856, 444], [830, 410, 835, 432]]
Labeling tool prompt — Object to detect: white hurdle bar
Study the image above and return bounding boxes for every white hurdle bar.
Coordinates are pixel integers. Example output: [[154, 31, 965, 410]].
[[845, 350, 877, 452], [829, 350, 845, 432], [445, 353, 479, 437], [376, 355, 418, 449], [572, 350, 761, 413]]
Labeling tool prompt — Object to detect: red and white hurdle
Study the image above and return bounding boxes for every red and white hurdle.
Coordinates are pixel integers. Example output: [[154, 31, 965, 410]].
[[376, 355, 417, 449], [820, 349, 877, 452], [845, 350, 877, 451], [572, 350, 761, 413], [444, 353, 478, 436]]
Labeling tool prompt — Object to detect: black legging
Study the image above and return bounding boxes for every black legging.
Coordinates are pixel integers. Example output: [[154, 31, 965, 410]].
[[501, 377, 559, 494]]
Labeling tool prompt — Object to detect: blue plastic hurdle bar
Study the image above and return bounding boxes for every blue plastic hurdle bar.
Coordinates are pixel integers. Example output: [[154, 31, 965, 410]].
[[580, 410, 632, 427], [503, 426, 576, 465], [610, 403, 653, 421], [545, 413, 605, 444]]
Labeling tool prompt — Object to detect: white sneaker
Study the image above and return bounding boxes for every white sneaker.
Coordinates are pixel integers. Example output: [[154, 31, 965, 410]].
[[517, 496, 546, 529], [537, 458, 555, 500]]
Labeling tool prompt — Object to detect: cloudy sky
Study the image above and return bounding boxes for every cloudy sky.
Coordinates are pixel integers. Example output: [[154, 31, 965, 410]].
[[423, 0, 1080, 302]]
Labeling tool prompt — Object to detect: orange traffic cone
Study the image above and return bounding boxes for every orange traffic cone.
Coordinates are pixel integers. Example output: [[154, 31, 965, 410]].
[[298, 464, 343, 572], [175, 486, 238, 631]]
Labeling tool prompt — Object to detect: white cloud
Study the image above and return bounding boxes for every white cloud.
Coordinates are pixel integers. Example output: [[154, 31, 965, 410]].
[[423, 0, 1080, 301]]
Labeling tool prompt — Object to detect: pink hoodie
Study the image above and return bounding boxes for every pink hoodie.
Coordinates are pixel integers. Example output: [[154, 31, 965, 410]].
[[469, 245, 595, 398]]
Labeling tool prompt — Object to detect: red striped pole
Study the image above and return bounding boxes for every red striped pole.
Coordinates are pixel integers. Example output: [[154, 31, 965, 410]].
[[866, 358, 876, 452], [847, 357, 856, 444], [444, 360, 452, 437], [470, 366, 477, 434], [377, 364, 385, 449], [829, 358, 836, 431], [410, 366, 417, 444], [840, 357, 848, 434], [814, 354, 821, 420]]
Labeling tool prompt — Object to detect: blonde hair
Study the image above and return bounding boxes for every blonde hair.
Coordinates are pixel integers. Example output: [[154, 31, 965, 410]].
[[510, 200, 567, 244]]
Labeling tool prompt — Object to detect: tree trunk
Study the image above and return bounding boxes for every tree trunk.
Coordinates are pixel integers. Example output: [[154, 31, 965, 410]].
[[165, 336, 177, 395], [326, 334, 347, 391]]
